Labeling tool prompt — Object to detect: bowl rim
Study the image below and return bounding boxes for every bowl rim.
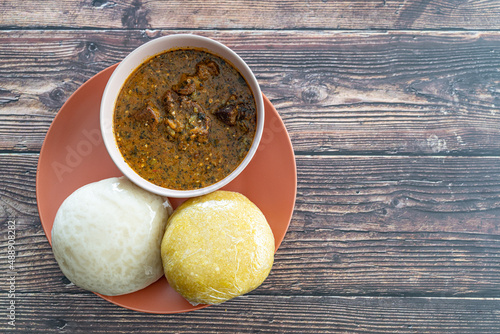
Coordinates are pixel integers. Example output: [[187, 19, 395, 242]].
[[100, 34, 264, 198]]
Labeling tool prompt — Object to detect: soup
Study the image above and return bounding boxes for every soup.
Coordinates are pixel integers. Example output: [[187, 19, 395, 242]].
[[113, 48, 257, 190]]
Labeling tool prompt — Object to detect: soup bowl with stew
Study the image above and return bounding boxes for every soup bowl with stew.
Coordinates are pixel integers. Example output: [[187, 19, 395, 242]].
[[101, 34, 264, 198]]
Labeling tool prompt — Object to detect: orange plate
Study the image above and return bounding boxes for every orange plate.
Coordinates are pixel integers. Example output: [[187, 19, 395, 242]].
[[36, 64, 297, 314]]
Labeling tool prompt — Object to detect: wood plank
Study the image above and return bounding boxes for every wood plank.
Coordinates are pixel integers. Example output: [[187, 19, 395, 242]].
[[1, 30, 499, 154], [3, 154, 500, 296], [5, 153, 500, 226], [0, 0, 499, 30], [0, 293, 499, 333], [3, 218, 500, 297]]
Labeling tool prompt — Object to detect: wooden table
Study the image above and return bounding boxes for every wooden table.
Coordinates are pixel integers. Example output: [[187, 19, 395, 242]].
[[1, 1, 500, 333]]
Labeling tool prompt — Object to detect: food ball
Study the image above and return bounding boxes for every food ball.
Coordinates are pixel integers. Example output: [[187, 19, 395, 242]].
[[51, 177, 172, 296], [161, 190, 275, 305]]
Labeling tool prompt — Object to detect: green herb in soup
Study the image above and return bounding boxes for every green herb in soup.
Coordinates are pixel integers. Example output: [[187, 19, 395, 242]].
[[113, 49, 257, 190]]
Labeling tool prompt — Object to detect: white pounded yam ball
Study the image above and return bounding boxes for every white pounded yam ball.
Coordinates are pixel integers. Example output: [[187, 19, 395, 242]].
[[51, 177, 171, 296]]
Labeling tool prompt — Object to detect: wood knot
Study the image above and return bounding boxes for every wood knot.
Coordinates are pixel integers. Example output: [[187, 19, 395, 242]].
[[39, 83, 75, 110], [49, 87, 65, 101], [301, 86, 323, 104], [88, 42, 98, 52], [122, 0, 150, 28], [391, 197, 406, 209], [47, 319, 67, 330], [77, 41, 99, 62]]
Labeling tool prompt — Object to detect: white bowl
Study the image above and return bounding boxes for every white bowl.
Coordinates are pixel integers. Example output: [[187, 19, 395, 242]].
[[100, 34, 264, 198]]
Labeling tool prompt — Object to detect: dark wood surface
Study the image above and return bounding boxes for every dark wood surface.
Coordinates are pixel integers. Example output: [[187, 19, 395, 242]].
[[1, 1, 500, 333]]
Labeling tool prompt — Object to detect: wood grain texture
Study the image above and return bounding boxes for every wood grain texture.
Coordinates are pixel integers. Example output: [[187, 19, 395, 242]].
[[2, 0, 500, 331], [2, 154, 499, 298], [0, 293, 499, 333], [1, 30, 499, 154], [0, 154, 38, 218], [2, 214, 500, 298], [0, 0, 499, 30]]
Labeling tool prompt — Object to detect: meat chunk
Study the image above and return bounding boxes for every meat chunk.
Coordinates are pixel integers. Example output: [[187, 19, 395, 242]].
[[214, 100, 255, 131], [213, 104, 239, 126], [132, 101, 161, 125], [163, 89, 177, 104], [235, 104, 254, 132], [171, 60, 219, 97], [162, 89, 210, 143], [173, 74, 196, 95], [196, 60, 220, 80], [163, 90, 180, 117], [183, 100, 210, 141]]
